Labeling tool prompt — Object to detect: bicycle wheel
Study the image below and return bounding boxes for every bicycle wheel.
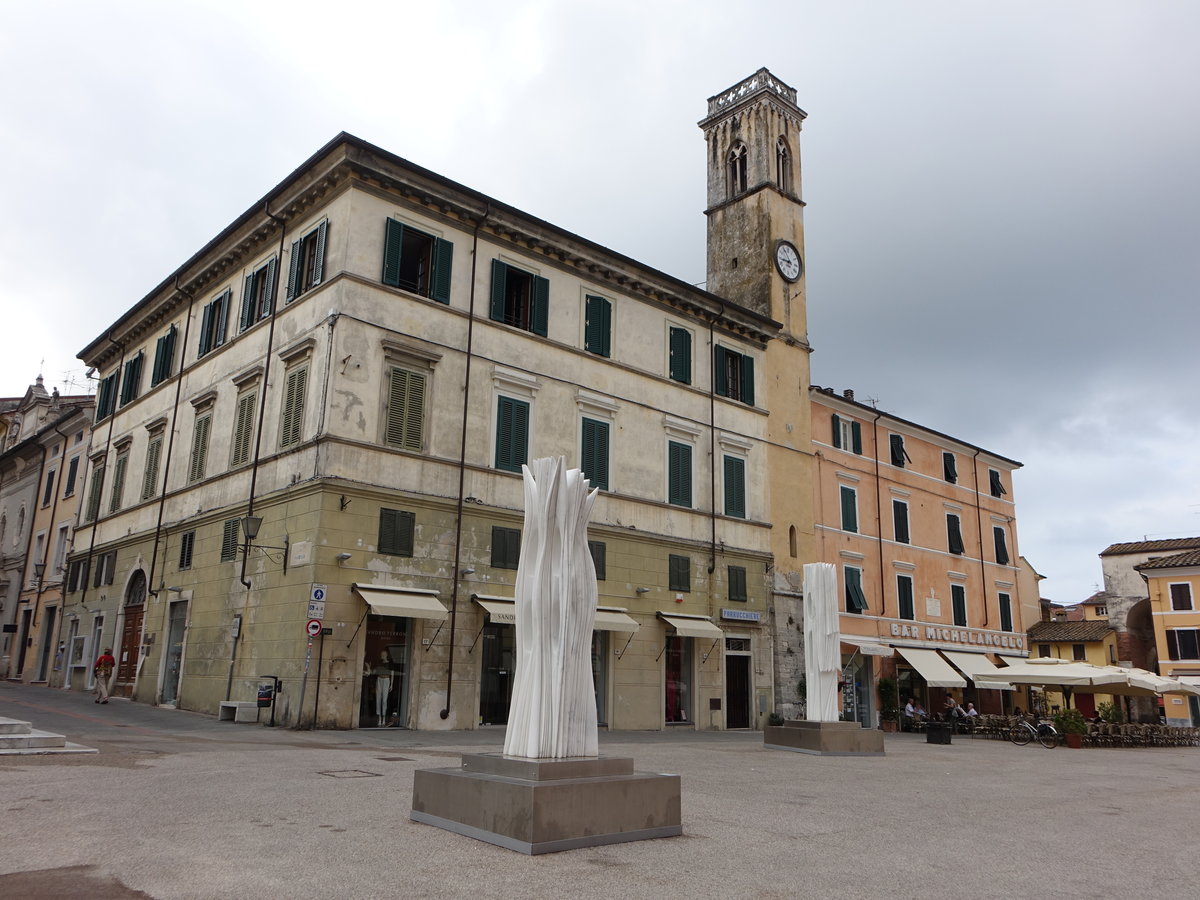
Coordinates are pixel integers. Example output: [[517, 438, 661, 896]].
[[1009, 724, 1032, 746], [1038, 726, 1059, 749]]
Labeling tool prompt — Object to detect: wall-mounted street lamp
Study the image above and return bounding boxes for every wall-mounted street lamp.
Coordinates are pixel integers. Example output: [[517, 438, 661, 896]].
[[33, 562, 45, 591], [239, 515, 290, 589]]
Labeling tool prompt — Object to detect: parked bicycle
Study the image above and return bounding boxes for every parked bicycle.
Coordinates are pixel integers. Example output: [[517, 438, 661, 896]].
[[1009, 717, 1059, 749]]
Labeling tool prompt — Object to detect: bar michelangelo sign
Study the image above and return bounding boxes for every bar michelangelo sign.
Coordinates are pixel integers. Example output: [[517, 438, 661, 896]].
[[889, 622, 1025, 651]]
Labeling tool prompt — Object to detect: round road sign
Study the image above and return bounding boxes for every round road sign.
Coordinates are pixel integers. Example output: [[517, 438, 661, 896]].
[[306, 619, 322, 637]]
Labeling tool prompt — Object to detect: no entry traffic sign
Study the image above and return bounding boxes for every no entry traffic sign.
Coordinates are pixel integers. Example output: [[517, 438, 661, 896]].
[[306, 618, 322, 637]]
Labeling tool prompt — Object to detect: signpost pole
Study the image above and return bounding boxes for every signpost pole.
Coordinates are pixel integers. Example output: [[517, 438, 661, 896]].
[[294, 638, 314, 730], [312, 629, 327, 729]]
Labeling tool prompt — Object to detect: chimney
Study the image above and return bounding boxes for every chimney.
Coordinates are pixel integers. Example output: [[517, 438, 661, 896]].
[[843, 389, 855, 401]]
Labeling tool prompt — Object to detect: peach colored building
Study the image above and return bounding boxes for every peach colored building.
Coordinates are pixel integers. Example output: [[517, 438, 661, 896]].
[[1136, 549, 1200, 726], [811, 386, 1029, 725]]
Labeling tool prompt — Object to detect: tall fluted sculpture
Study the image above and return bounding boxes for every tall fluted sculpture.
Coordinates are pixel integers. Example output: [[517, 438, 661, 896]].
[[803, 562, 840, 723], [503, 457, 600, 759]]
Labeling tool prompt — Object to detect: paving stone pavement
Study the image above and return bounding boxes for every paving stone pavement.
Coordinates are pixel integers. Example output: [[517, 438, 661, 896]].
[[2, 681, 1198, 899]]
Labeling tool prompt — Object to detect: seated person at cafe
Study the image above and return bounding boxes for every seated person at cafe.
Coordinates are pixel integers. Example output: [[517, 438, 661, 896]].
[[913, 701, 927, 720], [903, 697, 916, 730], [963, 702, 979, 718]]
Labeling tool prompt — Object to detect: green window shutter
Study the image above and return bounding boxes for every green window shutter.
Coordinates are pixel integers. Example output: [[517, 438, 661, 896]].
[[851, 422, 862, 454], [311, 221, 327, 287], [580, 417, 609, 490], [990, 470, 1007, 497], [531, 275, 549, 337], [893, 500, 909, 543], [845, 567, 868, 612], [379, 508, 415, 557], [840, 485, 857, 533], [952, 585, 967, 626], [588, 541, 606, 580], [286, 238, 302, 302], [724, 455, 746, 518], [220, 519, 240, 562], [230, 392, 257, 467], [198, 303, 214, 356], [262, 257, 278, 316], [669, 554, 691, 592], [109, 455, 127, 513], [189, 415, 211, 483], [141, 438, 162, 500], [999, 594, 1013, 632], [240, 273, 256, 331], [495, 396, 529, 472], [216, 290, 231, 346], [898, 576, 914, 619], [280, 367, 307, 448], [994, 527, 1010, 566], [830, 414, 842, 449], [740, 355, 755, 406], [64, 456, 79, 496], [713, 346, 728, 396], [85, 466, 104, 521], [385, 368, 425, 451], [152, 334, 167, 386], [668, 327, 691, 384], [381, 219, 405, 286], [491, 526, 521, 569], [584, 295, 610, 357], [121, 353, 143, 405], [947, 515, 964, 555], [943, 452, 957, 482], [489, 260, 507, 322], [728, 565, 747, 602], [667, 441, 692, 507], [432, 237, 453, 304]]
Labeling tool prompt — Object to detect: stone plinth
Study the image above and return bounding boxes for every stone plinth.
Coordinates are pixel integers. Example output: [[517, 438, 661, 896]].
[[411, 753, 681, 855], [764, 719, 885, 756]]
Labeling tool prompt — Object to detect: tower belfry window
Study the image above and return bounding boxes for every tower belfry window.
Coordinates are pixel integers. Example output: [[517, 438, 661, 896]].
[[728, 143, 747, 196], [776, 138, 791, 193]]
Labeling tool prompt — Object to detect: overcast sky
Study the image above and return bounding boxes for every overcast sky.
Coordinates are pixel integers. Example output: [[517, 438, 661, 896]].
[[3, 1, 1197, 606]]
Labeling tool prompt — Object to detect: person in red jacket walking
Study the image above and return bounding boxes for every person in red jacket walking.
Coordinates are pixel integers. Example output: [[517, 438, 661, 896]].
[[93, 648, 115, 704]]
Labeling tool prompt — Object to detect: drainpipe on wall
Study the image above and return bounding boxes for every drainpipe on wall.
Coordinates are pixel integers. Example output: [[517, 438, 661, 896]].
[[707, 304, 725, 578], [46, 419, 71, 685], [871, 411, 884, 617], [440, 204, 489, 721], [973, 449, 988, 628]]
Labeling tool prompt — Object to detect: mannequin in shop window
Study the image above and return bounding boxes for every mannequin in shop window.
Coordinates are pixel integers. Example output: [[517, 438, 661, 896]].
[[365, 651, 393, 724]]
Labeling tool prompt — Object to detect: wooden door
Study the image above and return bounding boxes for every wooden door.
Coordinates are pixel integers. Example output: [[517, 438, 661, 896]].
[[116, 606, 144, 697]]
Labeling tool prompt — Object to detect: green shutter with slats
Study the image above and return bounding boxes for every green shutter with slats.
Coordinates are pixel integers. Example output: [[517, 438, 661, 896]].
[[240, 272, 256, 331], [669, 554, 691, 592], [109, 454, 128, 513], [531, 275, 549, 337], [740, 355, 754, 406], [581, 417, 609, 490], [893, 500, 909, 543], [379, 508, 415, 557], [220, 519, 240, 561], [840, 485, 857, 533], [189, 415, 211, 483], [898, 576, 914, 619], [846, 567, 868, 612], [489, 260, 507, 322], [952, 585, 967, 626], [85, 465, 104, 521], [588, 541, 606, 580], [280, 367, 307, 448], [668, 441, 692, 507], [262, 257, 278, 316], [198, 303, 215, 356], [831, 414, 842, 449], [495, 396, 529, 472], [311, 221, 327, 287], [230, 392, 257, 467], [724, 456, 746, 518], [142, 437, 162, 500], [286, 237, 302, 301], [385, 368, 425, 451], [713, 346, 728, 396], [584, 295, 611, 357], [432, 237, 453, 304], [668, 327, 691, 384], [383, 219, 404, 287], [947, 514, 965, 554], [728, 565, 747, 602], [215, 289, 231, 346], [851, 421, 862, 454]]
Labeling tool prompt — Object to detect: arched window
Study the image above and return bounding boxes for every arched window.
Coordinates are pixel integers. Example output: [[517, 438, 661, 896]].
[[727, 143, 748, 196], [776, 138, 791, 193], [16, 505, 25, 540], [788, 524, 798, 558], [125, 569, 147, 607]]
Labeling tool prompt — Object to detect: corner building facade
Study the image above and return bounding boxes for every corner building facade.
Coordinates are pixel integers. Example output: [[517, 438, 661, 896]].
[[65, 71, 812, 731]]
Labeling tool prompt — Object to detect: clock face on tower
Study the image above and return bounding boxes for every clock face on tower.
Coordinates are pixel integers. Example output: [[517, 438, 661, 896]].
[[774, 240, 802, 282]]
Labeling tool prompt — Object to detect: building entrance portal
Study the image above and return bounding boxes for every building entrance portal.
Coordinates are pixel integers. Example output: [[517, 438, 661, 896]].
[[360, 616, 410, 728], [116, 571, 147, 698], [479, 623, 514, 726]]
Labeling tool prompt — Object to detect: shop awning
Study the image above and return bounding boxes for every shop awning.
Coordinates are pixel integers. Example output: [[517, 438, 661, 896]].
[[658, 613, 724, 640], [895, 646, 967, 689], [841, 636, 894, 657], [594, 607, 639, 634], [352, 584, 448, 620], [941, 650, 1015, 690], [472, 595, 516, 624]]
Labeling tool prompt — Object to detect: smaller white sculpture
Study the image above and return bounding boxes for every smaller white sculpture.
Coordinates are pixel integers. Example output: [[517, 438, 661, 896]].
[[503, 457, 600, 759], [803, 562, 840, 723]]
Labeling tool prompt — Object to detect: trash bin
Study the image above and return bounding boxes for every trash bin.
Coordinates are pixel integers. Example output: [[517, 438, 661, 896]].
[[927, 722, 953, 744], [257, 683, 274, 708]]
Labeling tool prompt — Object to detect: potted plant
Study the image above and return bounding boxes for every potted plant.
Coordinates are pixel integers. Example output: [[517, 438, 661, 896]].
[[876, 676, 900, 732], [1054, 708, 1089, 748], [1097, 701, 1125, 724]]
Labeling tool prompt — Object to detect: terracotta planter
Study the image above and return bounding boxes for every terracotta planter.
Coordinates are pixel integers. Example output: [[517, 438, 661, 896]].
[[880, 720, 898, 733], [1065, 732, 1083, 749]]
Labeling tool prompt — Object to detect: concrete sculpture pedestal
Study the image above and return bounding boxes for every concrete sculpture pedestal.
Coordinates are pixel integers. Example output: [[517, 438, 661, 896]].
[[764, 719, 885, 756], [411, 753, 681, 855]]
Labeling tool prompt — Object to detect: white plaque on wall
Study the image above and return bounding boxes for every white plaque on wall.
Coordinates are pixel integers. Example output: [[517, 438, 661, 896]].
[[925, 596, 941, 617]]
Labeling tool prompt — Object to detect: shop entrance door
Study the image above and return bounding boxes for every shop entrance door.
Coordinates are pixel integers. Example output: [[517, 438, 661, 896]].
[[479, 624, 514, 725], [726, 654, 751, 728], [15, 607, 32, 676], [116, 571, 147, 698], [591, 631, 609, 727], [161, 600, 188, 706], [360, 616, 410, 727], [36, 606, 56, 682]]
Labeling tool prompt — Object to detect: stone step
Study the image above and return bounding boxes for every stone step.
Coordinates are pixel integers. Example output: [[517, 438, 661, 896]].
[[0, 728, 68, 750], [0, 717, 34, 735]]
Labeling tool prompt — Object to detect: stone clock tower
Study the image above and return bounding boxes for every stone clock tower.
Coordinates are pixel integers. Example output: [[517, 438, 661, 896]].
[[701, 68, 814, 716]]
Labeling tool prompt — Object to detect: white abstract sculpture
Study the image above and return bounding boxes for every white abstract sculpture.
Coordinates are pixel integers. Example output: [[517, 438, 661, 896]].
[[803, 562, 840, 723], [503, 457, 600, 759]]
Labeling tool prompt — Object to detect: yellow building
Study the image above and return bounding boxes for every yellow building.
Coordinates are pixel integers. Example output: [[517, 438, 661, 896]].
[[1027, 618, 1119, 718], [1136, 548, 1200, 725]]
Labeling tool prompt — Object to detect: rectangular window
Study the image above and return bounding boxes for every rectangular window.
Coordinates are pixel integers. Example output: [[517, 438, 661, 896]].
[[382, 218, 452, 303], [845, 566, 868, 613], [1166, 629, 1200, 661], [989, 469, 1007, 498], [897, 574, 915, 620], [42, 468, 57, 507], [198, 289, 232, 356], [952, 584, 967, 626], [1169, 583, 1193, 611], [947, 514, 965, 555], [150, 325, 178, 387], [141, 435, 163, 500], [830, 414, 862, 454], [189, 414, 212, 483], [728, 565, 748, 602], [178, 531, 195, 570], [713, 346, 755, 406], [378, 508, 415, 557], [669, 554, 691, 592], [588, 540, 606, 581], [580, 417, 610, 490], [96, 372, 119, 420], [1038, 644, 1051, 658], [583, 295, 612, 357], [943, 452, 957, 483], [1072, 643, 1086, 662], [723, 455, 746, 519], [66, 558, 90, 593], [85, 464, 105, 522], [491, 526, 521, 569], [384, 368, 426, 452], [220, 519, 240, 562], [230, 391, 257, 467], [92, 550, 116, 587], [993, 526, 1010, 566], [279, 366, 308, 448], [490, 260, 548, 336], [109, 452, 128, 513], [119, 352, 144, 407], [53, 524, 70, 573], [889, 434, 911, 468], [63, 456, 80, 497], [999, 592, 1014, 632], [494, 396, 530, 473], [839, 485, 858, 533], [892, 500, 909, 544], [286, 220, 328, 302], [240, 258, 279, 331], [667, 441, 692, 508], [668, 327, 691, 384]]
